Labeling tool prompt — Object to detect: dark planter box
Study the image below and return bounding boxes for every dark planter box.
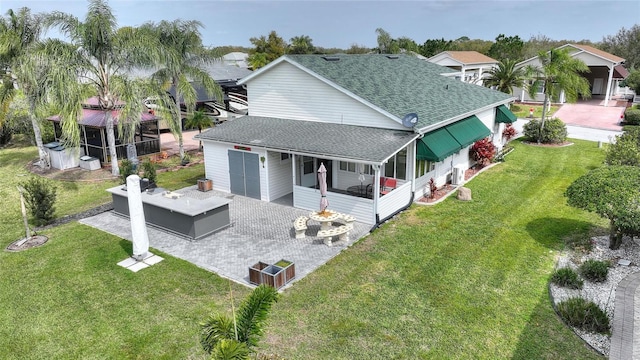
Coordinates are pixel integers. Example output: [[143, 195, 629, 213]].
[[261, 265, 285, 289], [274, 259, 295, 284], [248, 261, 269, 285]]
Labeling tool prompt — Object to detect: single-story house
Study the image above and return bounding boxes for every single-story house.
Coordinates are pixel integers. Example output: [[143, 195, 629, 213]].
[[47, 97, 161, 164], [428, 51, 499, 85], [195, 54, 516, 226], [513, 44, 628, 107]]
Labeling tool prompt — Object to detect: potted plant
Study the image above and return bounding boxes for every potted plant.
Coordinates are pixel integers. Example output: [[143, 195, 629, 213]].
[[274, 259, 295, 284], [260, 264, 285, 289]]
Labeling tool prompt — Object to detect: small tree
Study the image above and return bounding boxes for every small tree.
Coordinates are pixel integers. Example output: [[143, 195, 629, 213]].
[[184, 110, 213, 152], [141, 158, 157, 185], [20, 176, 57, 226], [201, 284, 278, 356], [119, 159, 136, 185], [470, 138, 496, 166], [565, 166, 640, 249]]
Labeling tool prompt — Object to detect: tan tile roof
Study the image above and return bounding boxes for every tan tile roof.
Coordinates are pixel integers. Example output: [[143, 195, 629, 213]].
[[571, 44, 625, 63], [444, 51, 498, 64]]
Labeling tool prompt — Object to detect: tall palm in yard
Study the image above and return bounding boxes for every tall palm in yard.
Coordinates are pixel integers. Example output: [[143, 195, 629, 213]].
[[483, 58, 527, 95], [527, 48, 591, 142], [0, 8, 49, 168], [142, 19, 223, 163], [184, 110, 212, 152], [44, 0, 169, 176]]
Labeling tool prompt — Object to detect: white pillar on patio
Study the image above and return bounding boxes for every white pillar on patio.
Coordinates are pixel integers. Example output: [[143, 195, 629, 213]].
[[604, 64, 615, 107]]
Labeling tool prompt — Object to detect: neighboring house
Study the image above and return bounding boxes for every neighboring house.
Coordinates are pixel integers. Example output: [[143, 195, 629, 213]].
[[513, 44, 628, 107], [195, 54, 516, 225], [223, 52, 250, 69], [428, 51, 499, 85]]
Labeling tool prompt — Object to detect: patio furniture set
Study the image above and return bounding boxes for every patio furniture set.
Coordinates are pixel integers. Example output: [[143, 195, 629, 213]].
[[294, 211, 356, 246]]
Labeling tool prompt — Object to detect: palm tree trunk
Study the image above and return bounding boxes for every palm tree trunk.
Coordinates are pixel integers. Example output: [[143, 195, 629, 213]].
[[28, 100, 49, 169], [538, 94, 549, 144], [105, 111, 120, 176]]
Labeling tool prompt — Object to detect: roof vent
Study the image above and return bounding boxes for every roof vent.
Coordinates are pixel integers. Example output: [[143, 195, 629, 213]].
[[322, 56, 340, 62], [386, 55, 399, 59]]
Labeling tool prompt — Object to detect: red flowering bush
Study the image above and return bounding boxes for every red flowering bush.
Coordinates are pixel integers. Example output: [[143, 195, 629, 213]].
[[470, 138, 496, 166], [502, 124, 517, 143], [429, 177, 437, 199]]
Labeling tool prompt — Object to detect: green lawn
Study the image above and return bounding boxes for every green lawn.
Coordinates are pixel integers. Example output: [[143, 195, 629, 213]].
[[0, 138, 607, 359], [511, 104, 560, 119]]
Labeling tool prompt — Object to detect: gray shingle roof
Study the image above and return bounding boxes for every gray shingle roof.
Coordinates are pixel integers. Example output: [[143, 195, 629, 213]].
[[195, 116, 418, 164], [284, 54, 514, 130]]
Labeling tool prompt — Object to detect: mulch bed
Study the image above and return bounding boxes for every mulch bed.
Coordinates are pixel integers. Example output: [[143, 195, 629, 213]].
[[6, 235, 49, 252]]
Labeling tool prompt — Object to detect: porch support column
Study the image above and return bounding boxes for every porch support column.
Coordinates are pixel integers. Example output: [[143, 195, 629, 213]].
[[604, 63, 615, 107], [460, 67, 466, 82], [407, 141, 417, 193]]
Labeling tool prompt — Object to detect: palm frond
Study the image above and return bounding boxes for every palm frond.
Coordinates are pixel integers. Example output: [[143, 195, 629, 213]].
[[200, 314, 236, 354], [235, 285, 279, 349]]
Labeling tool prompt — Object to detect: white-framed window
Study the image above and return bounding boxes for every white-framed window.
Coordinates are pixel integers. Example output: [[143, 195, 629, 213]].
[[384, 149, 407, 180], [339, 161, 375, 175], [415, 160, 435, 177], [280, 153, 291, 162]]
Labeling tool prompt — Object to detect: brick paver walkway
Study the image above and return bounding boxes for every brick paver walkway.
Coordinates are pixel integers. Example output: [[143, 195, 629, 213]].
[[610, 272, 640, 359]]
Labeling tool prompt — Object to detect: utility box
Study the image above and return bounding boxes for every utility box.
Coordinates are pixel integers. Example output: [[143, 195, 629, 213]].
[[79, 156, 101, 171]]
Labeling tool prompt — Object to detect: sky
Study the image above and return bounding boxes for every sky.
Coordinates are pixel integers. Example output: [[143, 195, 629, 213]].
[[2, 0, 639, 49]]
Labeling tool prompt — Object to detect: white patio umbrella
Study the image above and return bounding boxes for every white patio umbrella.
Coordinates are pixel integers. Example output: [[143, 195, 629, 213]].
[[318, 163, 329, 212]]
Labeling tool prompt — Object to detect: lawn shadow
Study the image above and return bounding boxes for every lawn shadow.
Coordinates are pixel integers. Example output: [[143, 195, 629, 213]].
[[510, 289, 603, 359], [118, 238, 132, 254], [526, 217, 593, 249]]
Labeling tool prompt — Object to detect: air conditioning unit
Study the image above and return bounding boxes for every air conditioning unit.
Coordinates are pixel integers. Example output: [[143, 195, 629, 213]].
[[452, 166, 465, 185]]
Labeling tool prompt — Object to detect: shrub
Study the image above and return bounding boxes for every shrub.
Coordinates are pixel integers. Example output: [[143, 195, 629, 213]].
[[551, 268, 583, 289], [624, 108, 640, 125], [20, 176, 57, 226], [605, 127, 640, 166], [181, 153, 191, 166], [523, 118, 567, 144], [119, 159, 136, 184], [579, 259, 609, 282], [502, 124, 517, 143], [556, 298, 610, 334], [141, 158, 157, 184], [470, 138, 496, 166]]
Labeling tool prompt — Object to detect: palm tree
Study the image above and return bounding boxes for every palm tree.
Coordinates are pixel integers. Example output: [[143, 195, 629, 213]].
[[142, 19, 223, 163], [184, 110, 212, 152], [527, 48, 591, 142], [200, 284, 278, 357], [288, 35, 315, 54], [43, 0, 169, 176], [483, 59, 527, 95], [0, 8, 49, 168]]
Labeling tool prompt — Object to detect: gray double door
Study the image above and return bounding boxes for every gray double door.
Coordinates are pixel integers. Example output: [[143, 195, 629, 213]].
[[228, 150, 261, 199]]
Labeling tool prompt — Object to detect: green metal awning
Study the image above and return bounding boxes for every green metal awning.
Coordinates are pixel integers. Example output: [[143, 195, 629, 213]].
[[445, 115, 491, 148], [417, 128, 462, 162], [496, 104, 517, 123]]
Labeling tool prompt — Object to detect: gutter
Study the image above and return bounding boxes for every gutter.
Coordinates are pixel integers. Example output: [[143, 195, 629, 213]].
[[369, 190, 415, 233]]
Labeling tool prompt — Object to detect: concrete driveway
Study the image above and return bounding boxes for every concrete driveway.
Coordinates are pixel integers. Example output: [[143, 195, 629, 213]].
[[553, 99, 626, 131]]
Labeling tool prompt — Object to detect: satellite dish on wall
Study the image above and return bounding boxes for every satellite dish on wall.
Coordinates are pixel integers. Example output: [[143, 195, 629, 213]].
[[402, 113, 418, 128]]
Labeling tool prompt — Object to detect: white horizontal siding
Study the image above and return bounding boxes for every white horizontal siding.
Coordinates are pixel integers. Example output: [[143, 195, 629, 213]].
[[378, 182, 412, 219], [203, 141, 231, 192], [267, 150, 293, 201], [294, 185, 375, 224], [246, 62, 405, 130]]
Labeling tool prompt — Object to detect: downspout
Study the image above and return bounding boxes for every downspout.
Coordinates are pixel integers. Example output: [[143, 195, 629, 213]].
[[369, 190, 415, 232]]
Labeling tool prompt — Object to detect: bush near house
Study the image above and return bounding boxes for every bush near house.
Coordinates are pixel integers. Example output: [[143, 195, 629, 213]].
[[624, 108, 640, 125], [523, 118, 567, 144], [470, 138, 496, 166]]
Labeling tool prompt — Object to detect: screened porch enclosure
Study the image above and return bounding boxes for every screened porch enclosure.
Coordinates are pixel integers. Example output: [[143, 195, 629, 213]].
[[52, 120, 161, 164]]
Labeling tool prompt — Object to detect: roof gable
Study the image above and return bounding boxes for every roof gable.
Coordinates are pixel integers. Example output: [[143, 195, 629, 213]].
[[280, 54, 512, 131], [430, 51, 498, 65], [561, 44, 625, 64]]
